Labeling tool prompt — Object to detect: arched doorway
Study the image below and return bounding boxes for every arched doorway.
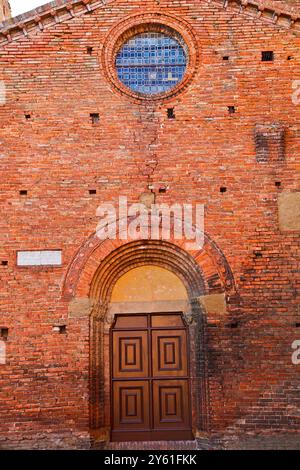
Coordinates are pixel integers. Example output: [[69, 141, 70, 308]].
[[110, 266, 193, 441], [63, 235, 237, 447], [87, 240, 211, 445]]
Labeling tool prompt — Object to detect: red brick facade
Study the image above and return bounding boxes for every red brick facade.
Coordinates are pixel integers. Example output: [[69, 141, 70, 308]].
[[0, 0, 299, 449]]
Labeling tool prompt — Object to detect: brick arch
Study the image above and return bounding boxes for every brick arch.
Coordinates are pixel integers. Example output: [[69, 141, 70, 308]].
[[62, 222, 237, 303], [90, 240, 205, 303], [61, 221, 238, 444]]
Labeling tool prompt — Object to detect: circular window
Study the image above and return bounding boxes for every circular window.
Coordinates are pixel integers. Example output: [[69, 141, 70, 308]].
[[115, 30, 188, 95]]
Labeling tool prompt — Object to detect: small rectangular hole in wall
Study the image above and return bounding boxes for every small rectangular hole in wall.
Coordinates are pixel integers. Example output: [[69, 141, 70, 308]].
[[226, 321, 239, 329], [228, 106, 235, 114], [275, 181, 281, 188], [254, 251, 263, 258], [19, 190, 28, 196], [262, 51, 274, 62], [90, 113, 100, 124], [295, 323, 300, 328], [159, 187, 167, 194], [1, 261, 8, 266], [25, 114, 31, 120], [220, 187, 227, 193], [287, 56, 294, 61], [87, 46, 93, 55], [89, 189, 97, 195], [167, 108, 175, 119], [223, 56, 229, 61], [53, 325, 67, 334], [0, 328, 8, 340]]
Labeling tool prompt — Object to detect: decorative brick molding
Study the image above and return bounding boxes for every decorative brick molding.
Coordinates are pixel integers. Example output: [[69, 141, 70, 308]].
[[211, 0, 300, 30], [101, 11, 199, 102], [0, 0, 111, 45], [1, 0, 300, 46], [62, 229, 238, 302]]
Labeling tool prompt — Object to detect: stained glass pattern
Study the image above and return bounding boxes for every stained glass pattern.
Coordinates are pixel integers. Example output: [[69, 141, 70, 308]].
[[116, 32, 187, 95]]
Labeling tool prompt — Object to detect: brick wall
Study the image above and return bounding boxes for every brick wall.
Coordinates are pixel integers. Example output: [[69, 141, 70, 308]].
[[0, 0, 299, 449]]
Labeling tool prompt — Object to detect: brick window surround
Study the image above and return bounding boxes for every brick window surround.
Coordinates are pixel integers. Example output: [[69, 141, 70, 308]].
[[101, 12, 199, 103]]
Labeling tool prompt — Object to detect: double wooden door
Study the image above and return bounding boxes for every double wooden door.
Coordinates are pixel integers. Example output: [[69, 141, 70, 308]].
[[111, 313, 193, 442]]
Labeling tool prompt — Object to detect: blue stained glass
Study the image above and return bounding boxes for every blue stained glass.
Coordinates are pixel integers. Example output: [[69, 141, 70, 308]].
[[116, 32, 187, 95]]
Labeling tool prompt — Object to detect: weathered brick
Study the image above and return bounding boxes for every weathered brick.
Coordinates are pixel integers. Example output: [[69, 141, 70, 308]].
[[0, 0, 299, 451]]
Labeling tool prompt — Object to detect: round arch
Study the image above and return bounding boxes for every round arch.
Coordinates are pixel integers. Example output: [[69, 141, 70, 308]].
[[62, 227, 237, 302], [62, 225, 237, 445], [88, 240, 211, 443]]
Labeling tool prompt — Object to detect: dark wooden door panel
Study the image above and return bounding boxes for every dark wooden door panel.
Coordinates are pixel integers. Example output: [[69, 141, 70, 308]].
[[152, 330, 188, 377], [114, 315, 148, 329], [113, 331, 148, 378], [152, 380, 190, 430], [113, 381, 150, 431], [151, 314, 185, 328], [111, 313, 192, 442]]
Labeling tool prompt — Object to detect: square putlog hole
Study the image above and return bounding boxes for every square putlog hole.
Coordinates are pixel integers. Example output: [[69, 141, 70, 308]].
[[262, 51, 274, 62], [90, 113, 100, 124]]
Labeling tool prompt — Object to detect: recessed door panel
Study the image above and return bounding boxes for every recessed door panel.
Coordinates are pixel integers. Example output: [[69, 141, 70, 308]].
[[152, 330, 188, 377], [153, 380, 190, 430], [151, 314, 185, 327], [111, 313, 192, 441], [115, 315, 148, 329], [113, 331, 148, 378], [113, 381, 150, 430]]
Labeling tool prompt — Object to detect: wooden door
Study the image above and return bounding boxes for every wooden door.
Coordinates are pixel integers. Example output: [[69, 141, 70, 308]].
[[111, 313, 193, 442]]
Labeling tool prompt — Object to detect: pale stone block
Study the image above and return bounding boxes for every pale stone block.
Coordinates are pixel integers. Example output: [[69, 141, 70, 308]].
[[139, 191, 155, 208], [17, 250, 62, 266], [198, 293, 227, 314], [68, 297, 92, 318], [0, 81, 6, 105], [278, 192, 300, 231], [0, 341, 6, 365]]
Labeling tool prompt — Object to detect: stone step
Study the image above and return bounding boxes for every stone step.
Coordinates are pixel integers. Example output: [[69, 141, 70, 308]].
[[106, 440, 198, 450]]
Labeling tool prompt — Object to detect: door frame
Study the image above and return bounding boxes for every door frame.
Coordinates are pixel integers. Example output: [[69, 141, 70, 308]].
[[64, 236, 237, 445], [89, 296, 209, 445]]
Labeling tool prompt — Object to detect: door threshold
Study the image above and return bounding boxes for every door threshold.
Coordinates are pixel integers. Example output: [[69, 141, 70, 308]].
[[111, 430, 194, 442]]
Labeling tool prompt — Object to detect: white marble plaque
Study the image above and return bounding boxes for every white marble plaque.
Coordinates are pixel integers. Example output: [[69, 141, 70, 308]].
[[17, 250, 62, 266], [0, 341, 6, 365]]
